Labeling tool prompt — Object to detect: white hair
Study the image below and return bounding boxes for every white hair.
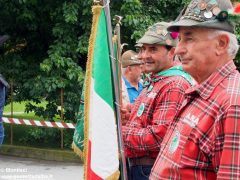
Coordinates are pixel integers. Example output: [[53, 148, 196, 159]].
[[208, 29, 239, 58]]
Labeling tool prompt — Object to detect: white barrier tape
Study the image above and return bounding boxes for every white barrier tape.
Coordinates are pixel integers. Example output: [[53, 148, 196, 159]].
[[2, 117, 76, 129]]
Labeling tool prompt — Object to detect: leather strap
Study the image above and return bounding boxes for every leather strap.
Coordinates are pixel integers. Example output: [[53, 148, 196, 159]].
[[128, 157, 155, 166]]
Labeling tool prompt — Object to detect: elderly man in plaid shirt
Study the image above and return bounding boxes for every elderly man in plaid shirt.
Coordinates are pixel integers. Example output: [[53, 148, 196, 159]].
[[121, 22, 193, 180], [150, 0, 240, 179]]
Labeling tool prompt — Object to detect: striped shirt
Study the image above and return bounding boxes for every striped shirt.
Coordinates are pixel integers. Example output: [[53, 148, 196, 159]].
[[150, 61, 240, 180], [122, 73, 191, 158]]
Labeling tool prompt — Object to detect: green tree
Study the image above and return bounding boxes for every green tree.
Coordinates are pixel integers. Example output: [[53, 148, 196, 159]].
[[0, 0, 86, 122], [0, 0, 239, 123]]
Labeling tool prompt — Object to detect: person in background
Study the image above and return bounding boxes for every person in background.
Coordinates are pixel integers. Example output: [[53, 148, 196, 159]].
[[121, 50, 143, 104], [0, 35, 9, 145], [135, 43, 150, 86], [121, 22, 193, 180], [150, 0, 240, 179]]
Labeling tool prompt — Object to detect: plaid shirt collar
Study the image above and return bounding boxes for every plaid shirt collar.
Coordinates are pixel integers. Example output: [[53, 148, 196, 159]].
[[186, 61, 237, 100]]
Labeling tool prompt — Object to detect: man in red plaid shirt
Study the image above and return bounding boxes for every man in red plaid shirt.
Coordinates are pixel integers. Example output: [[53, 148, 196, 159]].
[[121, 22, 193, 180], [150, 0, 240, 179]]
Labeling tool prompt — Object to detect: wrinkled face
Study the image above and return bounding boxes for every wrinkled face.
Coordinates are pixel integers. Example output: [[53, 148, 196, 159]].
[[175, 27, 219, 83], [140, 44, 173, 74], [128, 64, 142, 81]]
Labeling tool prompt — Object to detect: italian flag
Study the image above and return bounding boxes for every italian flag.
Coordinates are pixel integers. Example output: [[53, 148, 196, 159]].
[[83, 5, 120, 180]]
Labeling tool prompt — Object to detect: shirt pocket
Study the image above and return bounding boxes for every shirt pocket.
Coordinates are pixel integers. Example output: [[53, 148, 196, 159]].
[[178, 117, 213, 169], [164, 115, 213, 168]]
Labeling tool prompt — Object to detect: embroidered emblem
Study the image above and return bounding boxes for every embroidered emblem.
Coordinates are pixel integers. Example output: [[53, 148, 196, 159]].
[[182, 113, 199, 128], [169, 130, 180, 154], [137, 103, 145, 117], [147, 92, 157, 99]]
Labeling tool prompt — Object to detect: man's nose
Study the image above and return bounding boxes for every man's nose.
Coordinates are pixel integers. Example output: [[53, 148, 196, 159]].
[[141, 50, 150, 59], [175, 42, 187, 56]]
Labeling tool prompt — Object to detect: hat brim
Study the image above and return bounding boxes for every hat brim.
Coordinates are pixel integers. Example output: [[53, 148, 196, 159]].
[[122, 61, 142, 68], [167, 18, 234, 33], [137, 35, 164, 45], [135, 43, 143, 48]]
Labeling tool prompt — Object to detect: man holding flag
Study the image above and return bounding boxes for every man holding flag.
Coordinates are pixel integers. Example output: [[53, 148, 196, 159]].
[[121, 22, 193, 180], [72, 0, 122, 179]]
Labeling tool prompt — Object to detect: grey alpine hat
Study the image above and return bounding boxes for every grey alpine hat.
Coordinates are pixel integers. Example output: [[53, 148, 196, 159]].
[[121, 50, 142, 68], [135, 43, 143, 48], [168, 0, 235, 33], [137, 22, 179, 47]]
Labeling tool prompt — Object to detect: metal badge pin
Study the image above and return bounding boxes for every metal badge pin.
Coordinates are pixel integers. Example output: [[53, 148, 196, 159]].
[[206, 4, 213, 11], [198, 1, 207, 10], [137, 103, 145, 117], [204, 11, 213, 18], [193, 8, 201, 15], [169, 130, 180, 154], [212, 6, 221, 16]]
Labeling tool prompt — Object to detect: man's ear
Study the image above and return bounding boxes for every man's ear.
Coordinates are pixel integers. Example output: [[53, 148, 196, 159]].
[[168, 47, 175, 59], [216, 34, 229, 56]]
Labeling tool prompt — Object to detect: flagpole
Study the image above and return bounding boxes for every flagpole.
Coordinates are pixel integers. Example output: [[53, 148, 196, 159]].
[[102, 0, 128, 179], [113, 15, 123, 109]]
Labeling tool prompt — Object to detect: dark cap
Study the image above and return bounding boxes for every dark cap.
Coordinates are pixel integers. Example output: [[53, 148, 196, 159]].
[[168, 0, 235, 33], [121, 50, 142, 68], [137, 22, 179, 47]]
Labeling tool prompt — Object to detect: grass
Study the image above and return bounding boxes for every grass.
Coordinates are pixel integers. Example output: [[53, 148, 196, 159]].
[[4, 113, 42, 120], [3, 101, 47, 120], [4, 101, 47, 112], [2, 101, 74, 150], [4, 101, 27, 112]]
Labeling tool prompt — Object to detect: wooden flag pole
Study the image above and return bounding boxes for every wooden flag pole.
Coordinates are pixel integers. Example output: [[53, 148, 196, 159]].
[[102, 0, 128, 179]]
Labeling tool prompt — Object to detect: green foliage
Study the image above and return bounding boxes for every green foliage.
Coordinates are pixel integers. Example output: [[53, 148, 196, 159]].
[[19, 128, 59, 144], [19, 127, 74, 149], [0, 0, 85, 122], [0, 0, 239, 127], [111, 0, 190, 49], [4, 124, 73, 149]]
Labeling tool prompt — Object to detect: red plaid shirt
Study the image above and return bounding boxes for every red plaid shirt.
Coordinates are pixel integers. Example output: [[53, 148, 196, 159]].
[[122, 74, 191, 158], [150, 61, 240, 180]]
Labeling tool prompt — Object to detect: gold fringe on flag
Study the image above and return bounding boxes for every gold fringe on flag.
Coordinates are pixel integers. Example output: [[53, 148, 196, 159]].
[[71, 142, 84, 161], [106, 171, 121, 180], [83, 5, 102, 179]]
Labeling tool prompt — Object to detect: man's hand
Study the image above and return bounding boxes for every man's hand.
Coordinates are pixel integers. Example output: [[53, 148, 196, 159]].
[[120, 103, 131, 125]]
